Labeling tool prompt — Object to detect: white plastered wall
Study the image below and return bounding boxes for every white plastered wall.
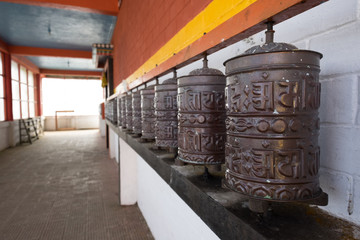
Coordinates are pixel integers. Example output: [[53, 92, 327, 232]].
[[0, 120, 21, 152], [137, 155, 220, 240], [114, 136, 219, 239], [119, 137, 137, 205]]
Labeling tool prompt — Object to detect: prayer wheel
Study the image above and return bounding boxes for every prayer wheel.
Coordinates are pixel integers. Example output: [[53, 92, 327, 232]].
[[177, 57, 226, 164], [125, 93, 133, 131], [117, 96, 122, 127], [120, 94, 127, 128], [106, 99, 117, 124], [155, 70, 178, 148], [132, 91, 142, 135], [141, 85, 156, 140], [223, 22, 324, 202]]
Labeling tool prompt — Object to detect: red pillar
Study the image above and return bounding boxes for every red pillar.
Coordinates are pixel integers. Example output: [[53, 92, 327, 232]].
[[3, 53, 12, 121], [35, 74, 42, 116]]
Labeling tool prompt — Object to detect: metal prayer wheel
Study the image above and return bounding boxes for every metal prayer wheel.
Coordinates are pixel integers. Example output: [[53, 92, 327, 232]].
[[132, 91, 142, 135], [177, 56, 226, 164], [117, 96, 122, 127], [155, 70, 178, 148], [106, 99, 117, 124], [120, 94, 127, 128], [112, 98, 117, 124], [223, 22, 325, 203], [141, 85, 156, 140], [125, 93, 133, 131]]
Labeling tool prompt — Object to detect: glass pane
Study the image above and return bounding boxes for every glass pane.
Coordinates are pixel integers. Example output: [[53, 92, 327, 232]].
[[11, 60, 19, 80], [21, 101, 28, 119], [12, 100, 20, 119], [12, 80, 19, 100], [20, 83, 28, 101], [28, 71, 34, 86], [0, 53, 3, 75], [20, 66, 27, 83], [0, 76, 3, 98], [29, 86, 34, 101], [0, 99, 4, 121], [29, 101, 35, 117]]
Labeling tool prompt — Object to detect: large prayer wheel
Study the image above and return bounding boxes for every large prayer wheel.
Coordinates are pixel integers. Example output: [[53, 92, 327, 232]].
[[141, 85, 156, 140], [155, 71, 178, 148], [177, 57, 226, 165], [125, 93, 133, 131], [223, 23, 324, 202], [132, 91, 142, 135]]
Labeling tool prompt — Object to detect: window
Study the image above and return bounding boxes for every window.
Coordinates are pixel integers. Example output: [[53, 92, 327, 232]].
[[11, 61, 37, 119], [28, 72, 35, 117], [0, 53, 4, 121], [11, 60, 21, 119]]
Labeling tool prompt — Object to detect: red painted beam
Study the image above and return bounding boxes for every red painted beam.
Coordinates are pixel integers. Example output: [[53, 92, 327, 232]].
[[1, 0, 119, 15], [9, 46, 92, 59], [40, 69, 102, 77]]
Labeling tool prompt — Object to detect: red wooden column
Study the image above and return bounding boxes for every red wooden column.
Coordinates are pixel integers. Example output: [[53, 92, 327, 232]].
[[3, 53, 12, 121], [35, 74, 42, 116]]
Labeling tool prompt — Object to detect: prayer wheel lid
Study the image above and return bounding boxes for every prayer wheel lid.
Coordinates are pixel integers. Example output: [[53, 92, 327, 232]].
[[188, 55, 224, 76], [242, 21, 297, 55], [224, 21, 322, 66], [243, 42, 297, 55]]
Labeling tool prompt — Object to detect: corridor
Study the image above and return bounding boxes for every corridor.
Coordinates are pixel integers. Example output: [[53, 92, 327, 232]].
[[0, 130, 153, 240]]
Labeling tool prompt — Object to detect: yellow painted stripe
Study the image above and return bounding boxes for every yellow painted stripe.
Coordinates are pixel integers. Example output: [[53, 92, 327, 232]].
[[122, 0, 258, 90]]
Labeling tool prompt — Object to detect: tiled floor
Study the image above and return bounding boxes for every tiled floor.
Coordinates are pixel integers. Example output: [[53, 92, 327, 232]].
[[0, 130, 153, 240]]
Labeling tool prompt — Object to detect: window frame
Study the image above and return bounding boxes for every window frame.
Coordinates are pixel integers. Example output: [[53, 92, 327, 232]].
[[0, 52, 5, 121], [11, 60, 37, 119]]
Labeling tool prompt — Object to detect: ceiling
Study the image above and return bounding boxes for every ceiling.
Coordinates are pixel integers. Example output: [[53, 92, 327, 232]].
[[27, 56, 99, 71], [0, 1, 117, 73]]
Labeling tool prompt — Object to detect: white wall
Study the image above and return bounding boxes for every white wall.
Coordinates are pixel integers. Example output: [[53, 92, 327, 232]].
[[0, 122, 10, 151], [137, 155, 219, 240], [0, 118, 44, 151], [44, 115, 99, 131], [119, 138, 137, 205], [113, 135, 219, 239], [108, 127, 119, 163], [99, 117, 106, 137], [0, 120, 20, 151]]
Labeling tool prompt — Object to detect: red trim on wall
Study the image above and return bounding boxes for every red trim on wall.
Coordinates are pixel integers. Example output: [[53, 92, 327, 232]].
[[9, 46, 92, 59], [1, 0, 119, 16], [3, 53, 13, 121]]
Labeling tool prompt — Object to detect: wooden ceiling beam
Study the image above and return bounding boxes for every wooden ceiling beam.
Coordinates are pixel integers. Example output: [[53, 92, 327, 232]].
[[9, 46, 92, 58], [0, 0, 119, 16]]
